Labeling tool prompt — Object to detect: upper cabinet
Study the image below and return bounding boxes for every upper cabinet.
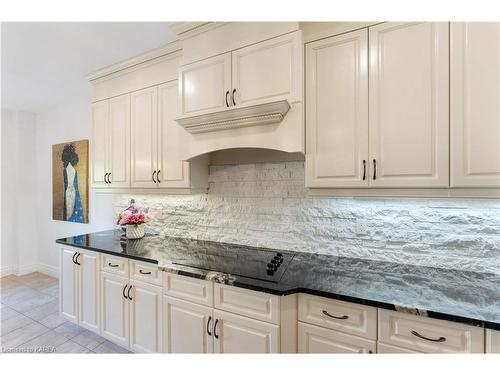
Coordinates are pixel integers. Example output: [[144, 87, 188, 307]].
[[306, 29, 369, 188], [368, 22, 449, 188], [451, 23, 500, 187]]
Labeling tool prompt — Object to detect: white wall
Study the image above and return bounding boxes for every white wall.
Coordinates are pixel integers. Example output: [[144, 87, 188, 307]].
[[34, 96, 115, 276], [1, 108, 38, 276]]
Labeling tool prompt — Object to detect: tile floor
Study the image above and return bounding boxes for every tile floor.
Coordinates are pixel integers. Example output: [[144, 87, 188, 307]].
[[1, 272, 130, 354]]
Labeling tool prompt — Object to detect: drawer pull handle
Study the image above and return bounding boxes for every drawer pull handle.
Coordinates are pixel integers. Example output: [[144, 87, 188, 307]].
[[322, 310, 348, 320], [411, 330, 446, 343], [207, 316, 212, 336], [139, 269, 152, 275], [213, 319, 219, 339], [108, 262, 119, 268]]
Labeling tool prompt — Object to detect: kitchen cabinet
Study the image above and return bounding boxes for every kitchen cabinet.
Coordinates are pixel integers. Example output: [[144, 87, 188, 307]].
[[368, 22, 449, 187], [451, 22, 500, 188], [59, 246, 100, 333], [91, 94, 130, 188], [305, 29, 369, 188], [164, 296, 214, 353], [486, 329, 500, 353], [100, 271, 129, 348], [178, 31, 302, 119]]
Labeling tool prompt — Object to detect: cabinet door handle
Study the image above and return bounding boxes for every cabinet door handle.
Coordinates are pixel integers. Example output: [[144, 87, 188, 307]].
[[225, 90, 230, 107], [152, 170, 157, 183], [213, 318, 219, 339], [72, 252, 78, 264], [156, 170, 161, 184], [362, 160, 366, 181], [411, 330, 446, 343], [207, 316, 212, 336], [139, 269, 151, 275], [123, 284, 128, 299], [75, 253, 81, 266], [127, 285, 133, 300], [108, 173, 112, 184], [231, 89, 236, 106], [104, 173, 109, 184], [108, 262, 119, 268], [322, 310, 348, 320], [372, 159, 377, 180]]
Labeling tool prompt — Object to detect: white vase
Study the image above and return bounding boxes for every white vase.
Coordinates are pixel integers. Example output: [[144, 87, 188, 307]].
[[126, 224, 145, 239]]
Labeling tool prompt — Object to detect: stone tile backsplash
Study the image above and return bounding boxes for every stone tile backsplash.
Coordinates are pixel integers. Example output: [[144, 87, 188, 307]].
[[115, 161, 500, 274]]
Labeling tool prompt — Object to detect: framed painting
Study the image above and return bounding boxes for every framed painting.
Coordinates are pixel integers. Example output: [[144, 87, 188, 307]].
[[52, 139, 89, 223]]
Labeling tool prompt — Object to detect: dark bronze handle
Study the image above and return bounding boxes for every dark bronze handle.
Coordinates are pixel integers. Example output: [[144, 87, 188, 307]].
[[225, 91, 230, 107], [152, 170, 157, 183], [411, 330, 446, 343], [108, 173, 112, 184], [139, 269, 151, 275], [156, 170, 161, 183], [127, 285, 133, 300], [108, 262, 119, 268], [231, 89, 236, 106], [75, 253, 81, 266], [373, 159, 377, 180], [72, 252, 78, 264], [207, 316, 212, 336], [213, 318, 219, 339], [104, 173, 109, 184], [322, 310, 348, 320], [123, 284, 128, 299], [362, 160, 366, 181]]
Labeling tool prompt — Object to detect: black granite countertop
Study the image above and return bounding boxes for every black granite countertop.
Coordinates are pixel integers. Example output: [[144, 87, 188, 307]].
[[57, 229, 500, 330]]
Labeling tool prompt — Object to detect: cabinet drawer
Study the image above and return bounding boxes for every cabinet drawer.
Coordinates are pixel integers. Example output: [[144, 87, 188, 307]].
[[378, 309, 485, 353], [163, 273, 213, 307], [101, 254, 129, 276], [298, 322, 376, 353], [377, 342, 421, 353], [214, 284, 279, 324], [298, 293, 377, 339], [130, 260, 162, 286]]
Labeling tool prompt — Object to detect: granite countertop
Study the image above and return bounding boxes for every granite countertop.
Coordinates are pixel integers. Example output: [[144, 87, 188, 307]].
[[56, 229, 500, 330]]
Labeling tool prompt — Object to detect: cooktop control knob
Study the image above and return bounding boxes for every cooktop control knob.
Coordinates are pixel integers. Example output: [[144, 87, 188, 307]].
[[276, 252, 283, 257], [267, 262, 278, 271], [274, 255, 283, 264], [266, 268, 275, 276]]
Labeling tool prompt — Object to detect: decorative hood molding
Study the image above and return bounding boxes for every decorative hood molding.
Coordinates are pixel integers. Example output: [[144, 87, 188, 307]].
[[176, 100, 291, 134]]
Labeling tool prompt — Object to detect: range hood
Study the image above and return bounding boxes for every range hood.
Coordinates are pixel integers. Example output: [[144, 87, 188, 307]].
[[175, 100, 304, 161]]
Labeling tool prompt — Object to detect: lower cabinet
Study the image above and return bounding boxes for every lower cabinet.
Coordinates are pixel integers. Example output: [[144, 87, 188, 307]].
[[298, 322, 375, 353], [100, 272, 129, 348], [486, 329, 500, 353], [377, 342, 421, 354]]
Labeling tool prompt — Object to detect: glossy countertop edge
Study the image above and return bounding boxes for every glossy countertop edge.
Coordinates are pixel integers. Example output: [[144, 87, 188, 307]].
[[56, 236, 500, 331]]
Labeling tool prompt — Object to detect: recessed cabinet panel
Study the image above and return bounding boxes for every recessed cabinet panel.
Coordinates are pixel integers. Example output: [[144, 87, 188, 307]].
[[306, 29, 369, 187], [164, 296, 214, 353], [369, 22, 449, 187], [158, 81, 190, 188], [232, 31, 302, 107], [60, 247, 78, 323], [451, 22, 500, 187], [108, 95, 130, 187], [179, 53, 232, 117], [91, 101, 109, 187], [78, 250, 100, 333], [100, 272, 129, 348], [131, 87, 158, 188]]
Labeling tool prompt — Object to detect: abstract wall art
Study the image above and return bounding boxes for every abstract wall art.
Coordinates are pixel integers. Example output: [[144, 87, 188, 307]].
[[52, 140, 89, 223]]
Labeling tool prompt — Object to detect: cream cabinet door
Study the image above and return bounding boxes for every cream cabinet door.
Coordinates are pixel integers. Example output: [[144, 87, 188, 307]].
[[369, 22, 449, 187], [129, 281, 162, 353], [108, 94, 130, 188], [305, 29, 369, 188], [298, 322, 376, 353], [451, 22, 500, 187], [100, 272, 129, 348], [91, 100, 109, 188], [59, 247, 78, 324], [178, 53, 232, 117], [158, 81, 190, 188], [164, 296, 214, 353], [78, 249, 100, 334], [232, 31, 302, 107], [486, 329, 500, 353], [213, 310, 279, 353], [131, 87, 158, 188]]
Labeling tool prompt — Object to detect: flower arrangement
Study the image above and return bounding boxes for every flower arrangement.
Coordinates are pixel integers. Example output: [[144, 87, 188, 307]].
[[117, 199, 150, 239]]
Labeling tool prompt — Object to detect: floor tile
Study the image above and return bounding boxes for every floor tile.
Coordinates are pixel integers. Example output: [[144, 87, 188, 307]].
[[54, 321, 85, 339], [23, 300, 59, 321], [0, 306, 20, 322], [37, 284, 59, 297], [56, 340, 91, 353], [72, 330, 106, 350], [0, 285, 37, 305], [0, 321, 49, 348], [21, 330, 69, 350], [24, 277, 57, 290], [92, 340, 131, 354], [1, 314, 34, 336], [39, 313, 67, 329], [9, 293, 55, 313]]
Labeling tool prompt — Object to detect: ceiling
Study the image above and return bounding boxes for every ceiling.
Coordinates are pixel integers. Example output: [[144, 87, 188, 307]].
[[1, 22, 177, 113]]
